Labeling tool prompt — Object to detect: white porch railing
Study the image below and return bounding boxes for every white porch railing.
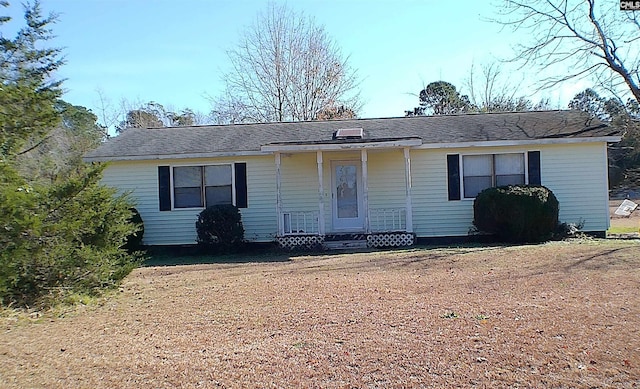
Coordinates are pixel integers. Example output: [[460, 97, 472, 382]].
[[281, 208, 408, 235], [369, 208, 407, 232], [282, 211, 319, 235]]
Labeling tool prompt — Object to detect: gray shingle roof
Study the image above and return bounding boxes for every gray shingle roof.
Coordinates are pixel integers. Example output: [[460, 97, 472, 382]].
[[85, 110, 619, 161]]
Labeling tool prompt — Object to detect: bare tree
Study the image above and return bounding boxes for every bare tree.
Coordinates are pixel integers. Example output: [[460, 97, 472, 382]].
[[211, 3, 361, 123], [315, 100, 356, 120], [464, 62, 550, 112], [493, 0, 640, 102], [466, 62, 526, 112], [93, 88, 119, 138], [208, 88, 254, 124]]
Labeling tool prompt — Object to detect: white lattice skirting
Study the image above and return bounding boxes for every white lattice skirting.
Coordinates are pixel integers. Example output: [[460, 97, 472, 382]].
[[277, 232, 415, 250], [277, 235, 324, 250], [367, 232, 415, 248]]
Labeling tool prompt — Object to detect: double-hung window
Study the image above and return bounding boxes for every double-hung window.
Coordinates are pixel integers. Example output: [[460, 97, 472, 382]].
[[173, 165, 233, 208], [462, 153, 525, 198]]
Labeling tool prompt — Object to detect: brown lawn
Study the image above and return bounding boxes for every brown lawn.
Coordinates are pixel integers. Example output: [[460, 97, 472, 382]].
[[1, 240, 639, 388]]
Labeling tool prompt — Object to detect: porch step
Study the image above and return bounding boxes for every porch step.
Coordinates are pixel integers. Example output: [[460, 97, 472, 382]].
[[324, 233, 367, 241], [323, 239, 368, 250]]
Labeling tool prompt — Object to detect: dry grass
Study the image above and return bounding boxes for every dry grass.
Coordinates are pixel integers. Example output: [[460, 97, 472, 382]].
[[1, 240, 639, 388]]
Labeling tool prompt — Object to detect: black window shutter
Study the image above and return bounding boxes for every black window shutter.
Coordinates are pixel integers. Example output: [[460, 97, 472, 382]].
[[447, 154, 461, 201], [234, 163, 248, 208], [158, 166, 171, 211], [528, 151, 541, 186]]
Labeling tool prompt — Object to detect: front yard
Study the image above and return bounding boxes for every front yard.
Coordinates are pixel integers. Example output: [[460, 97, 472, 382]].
[[1, 239, 639, 388]]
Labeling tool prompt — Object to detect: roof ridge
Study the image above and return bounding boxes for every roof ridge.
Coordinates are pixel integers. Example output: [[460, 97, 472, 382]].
[[135, 109, 574, 131]]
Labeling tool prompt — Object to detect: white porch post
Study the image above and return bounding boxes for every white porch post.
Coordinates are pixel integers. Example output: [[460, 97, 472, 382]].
[[316, 151, 325, 235], [361, 149, 369, 233], [404, 147, 414, 232], [275, 152, 283, 236]]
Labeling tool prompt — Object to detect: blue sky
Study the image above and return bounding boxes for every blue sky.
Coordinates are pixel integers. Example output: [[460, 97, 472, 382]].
[[5, 1, 590, 126]]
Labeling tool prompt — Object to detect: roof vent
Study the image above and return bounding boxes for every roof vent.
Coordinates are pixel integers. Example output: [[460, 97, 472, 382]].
[[334, 128, 364, 139]]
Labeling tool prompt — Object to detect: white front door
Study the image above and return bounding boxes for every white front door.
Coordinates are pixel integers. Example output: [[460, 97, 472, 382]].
[[331, 161, 365, 231]]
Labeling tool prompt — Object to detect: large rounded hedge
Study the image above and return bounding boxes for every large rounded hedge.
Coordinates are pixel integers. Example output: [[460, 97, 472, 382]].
[[473, 185, 559, 243], [196, 204, 244, 252]]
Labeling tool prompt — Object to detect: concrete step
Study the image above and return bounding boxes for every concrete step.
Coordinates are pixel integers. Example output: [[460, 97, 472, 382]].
[[323, 239, 368, 250]]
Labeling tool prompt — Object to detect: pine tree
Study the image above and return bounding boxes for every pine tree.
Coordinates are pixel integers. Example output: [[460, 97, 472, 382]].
[[0, 2, 141, 307]]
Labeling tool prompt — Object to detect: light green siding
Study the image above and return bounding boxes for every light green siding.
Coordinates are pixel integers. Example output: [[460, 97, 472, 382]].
[[101, 141, 611, 245], [368, 150, 407, 211], [280, 153, 318, 214], [101, 156, 277, 245], [410, 142, 611, 237], [411, 148, 473, 237], [540, 143, 610, 232]]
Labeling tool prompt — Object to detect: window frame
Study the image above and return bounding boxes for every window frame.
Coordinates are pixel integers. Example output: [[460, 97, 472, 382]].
[[460, 152, 529, 200], [170, 163, 237, 210]]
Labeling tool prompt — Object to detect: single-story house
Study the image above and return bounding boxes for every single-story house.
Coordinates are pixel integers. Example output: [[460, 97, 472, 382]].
[[84, 110, 620, 248]]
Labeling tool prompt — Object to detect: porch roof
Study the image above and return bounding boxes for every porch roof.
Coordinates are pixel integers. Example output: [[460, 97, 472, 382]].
[[261, 137, 422, 152], [84, 110, 620, 162]]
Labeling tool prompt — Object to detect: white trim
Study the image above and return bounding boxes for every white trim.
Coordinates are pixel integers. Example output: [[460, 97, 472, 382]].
[[403, 147, 413, 233], [460, 152, 527, 200], [261, 139, 422, 153], [85, 136, 619, 162], [361, 150, 369, 233], [602, 144, 612, 230], [169, 163, 236, 210], [275, 152, 282, 236], [317, 151, 325, 235], [416, 136, 620, 150], [331, 160, 366, 232]]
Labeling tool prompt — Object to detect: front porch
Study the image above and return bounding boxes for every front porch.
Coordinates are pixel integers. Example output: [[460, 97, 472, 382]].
[[261, 136, 420, 250], [276, 209, 416, 250]]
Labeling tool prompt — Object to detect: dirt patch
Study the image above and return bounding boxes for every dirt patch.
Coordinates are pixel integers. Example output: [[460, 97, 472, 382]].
[[1, 240, 639, 388]]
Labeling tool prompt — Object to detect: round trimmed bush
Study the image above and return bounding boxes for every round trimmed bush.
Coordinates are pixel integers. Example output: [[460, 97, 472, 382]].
[[473, 185, 559, 243], [196, 204, 244, 251]]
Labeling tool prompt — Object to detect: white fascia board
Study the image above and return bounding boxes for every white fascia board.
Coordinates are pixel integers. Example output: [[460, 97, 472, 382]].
[[261, 139, 422, 153], [83, 150, 269, 162], [82, 136, 621, 162], [415, 136, 621, 150]]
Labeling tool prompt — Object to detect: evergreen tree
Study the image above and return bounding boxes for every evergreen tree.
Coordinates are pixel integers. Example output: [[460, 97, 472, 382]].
[[0, 2, 141, 308], [406, 81, 471, 116], [0, 1, 63, 158]]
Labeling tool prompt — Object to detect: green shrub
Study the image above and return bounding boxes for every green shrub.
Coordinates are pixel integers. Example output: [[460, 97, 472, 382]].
[[122, 208, 144, 252], [196, 204, 244, 252], [0, 163, 142, 307], [473, 185, 559, 243]]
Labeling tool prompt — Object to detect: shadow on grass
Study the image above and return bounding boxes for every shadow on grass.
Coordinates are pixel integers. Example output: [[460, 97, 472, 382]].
[[565, 245, 640, 270], [141, 241, 522, 269], [141, 243, 349, 267]]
